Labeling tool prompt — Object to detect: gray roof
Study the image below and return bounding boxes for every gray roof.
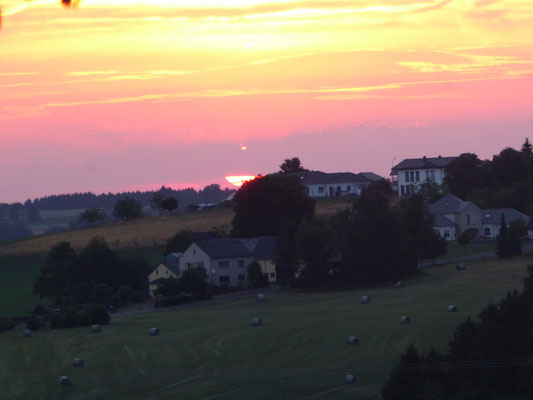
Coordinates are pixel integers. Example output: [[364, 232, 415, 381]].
[[481, 209, 530, 225], [251, 236, 278, 260], [163, 253, 182, 275], [288, 170, 373, 186], [429, 194, 475, 214], [391, 156, 457, 173], [196, 239, 253, 258], [434, 214, 456, 227], [359, 172, 382, 181], [194, 236, 279, 260]]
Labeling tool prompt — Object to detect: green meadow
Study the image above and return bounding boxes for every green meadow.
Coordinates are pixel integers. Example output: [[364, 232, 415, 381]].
[[1, 256, 531, 399]]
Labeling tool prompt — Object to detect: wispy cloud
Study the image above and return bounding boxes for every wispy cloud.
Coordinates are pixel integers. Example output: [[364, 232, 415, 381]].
[[0, 72, 39, 77], [65, 70, 118, 76]]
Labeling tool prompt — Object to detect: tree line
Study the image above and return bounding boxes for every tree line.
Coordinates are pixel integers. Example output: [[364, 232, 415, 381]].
[[444, 139, 533, 214], [231, 159, 446, 289], [1, 184, 234, 213], [382, 264, 533, 400]]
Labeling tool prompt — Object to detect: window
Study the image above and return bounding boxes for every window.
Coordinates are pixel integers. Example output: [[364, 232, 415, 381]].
[[269, 272, 276, 279], [186, 263, 191, 270], [346, 186, 351, 191], [237, 260, 245, 268], [410, 171, 414, 182], [430, 170, 435, 181], [415, 171, 420, 182], [156, 270, 158, 275], [405, 171, 409, 183], [484, 227, 491, 236], [425, 170, 430, 181], [238, 274, 245, 282], [219, 275, 230, 285], [467, 214, 471, 224], [318, 187, 324, 193], [166, 270, 168, 275], [443, 230, 450, 238], [193, 250, 196, 255], [218, 260, 230, 269], [401, 185, 405, 196]]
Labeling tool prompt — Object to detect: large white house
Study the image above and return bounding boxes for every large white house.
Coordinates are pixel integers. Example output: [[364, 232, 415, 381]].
[[289, 170, 381, 198], [391, 156, 457, 197], [178, 237, 278, 287]]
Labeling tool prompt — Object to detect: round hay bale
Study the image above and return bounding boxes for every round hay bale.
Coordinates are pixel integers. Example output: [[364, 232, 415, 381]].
[[396, 281, 405, 288], [448, 305, 458, 312], [149, 327, 160, 336], [23, 329, 32, 338], [252, 317, 263, 326], [347, 336, 359, 345], [400, 316, 411, 324], [72, 358, 84, 367], [360, 295, 370, 304], [345, 374, 356, 384], [59, 376, 70, 386], [456, 262, 466, 271], [90, 324, 101, 333], [256, 293, 265, 301]]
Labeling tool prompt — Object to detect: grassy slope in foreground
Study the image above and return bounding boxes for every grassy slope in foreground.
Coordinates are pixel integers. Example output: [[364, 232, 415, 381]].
[[0, 197, 352, 256], [1, 257, 530, 400]]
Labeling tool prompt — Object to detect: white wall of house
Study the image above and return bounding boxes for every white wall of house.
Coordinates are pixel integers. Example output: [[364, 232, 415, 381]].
[[305, 182, 365, 198], [397, 168, 446, 197], [305, 184, 328, 198], [435, 226, 456, 240], [179, 243, 211, 277], [208, 257, 254, 287], [481, 224, 499, 239]]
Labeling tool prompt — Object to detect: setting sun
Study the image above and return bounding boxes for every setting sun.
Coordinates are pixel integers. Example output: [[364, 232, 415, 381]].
[[225, 175, 257, 187]]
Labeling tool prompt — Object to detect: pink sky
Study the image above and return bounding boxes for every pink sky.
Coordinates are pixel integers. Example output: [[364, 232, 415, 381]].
[[1, 0, 532, 202]]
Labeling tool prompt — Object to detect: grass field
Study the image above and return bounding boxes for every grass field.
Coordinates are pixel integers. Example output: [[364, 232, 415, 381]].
[[0, 255, 44, 317], [0, 247, 167, 318], [1, 256, 531, 399], [0, 198, 355, 257]]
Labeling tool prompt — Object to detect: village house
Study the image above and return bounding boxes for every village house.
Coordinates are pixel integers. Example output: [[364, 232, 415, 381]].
[[429, 194, 531, 240], [391, 156, 457, 197], [178, 236, 278, 287], [288, 170, 381, 198], [148, 253, 181, 297], [481, 209, 531, 239]]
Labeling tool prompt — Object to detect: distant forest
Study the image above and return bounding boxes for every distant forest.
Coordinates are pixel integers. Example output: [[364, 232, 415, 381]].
[[1, 184, 235, 213], [0, 184, 235, 242]]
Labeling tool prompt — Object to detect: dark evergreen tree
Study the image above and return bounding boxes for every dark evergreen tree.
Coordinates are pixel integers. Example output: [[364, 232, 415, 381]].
[[231, 174, 315, 237], [294, 217, 335, 289], [113, 197, 143, 221], [279, 157, 305, 173], [496, 214, 513, 258], [161, 197, 178, 213]]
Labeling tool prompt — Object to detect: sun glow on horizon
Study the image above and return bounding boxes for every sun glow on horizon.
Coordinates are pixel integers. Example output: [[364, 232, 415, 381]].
[[225, 175, 257, 187]]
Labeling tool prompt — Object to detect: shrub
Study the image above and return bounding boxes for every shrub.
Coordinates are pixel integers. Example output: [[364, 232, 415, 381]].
[[0, 319, 16, 332], [32, 305, 46, 316], [26, 318, 41, 331], [130, 290, 145, 303], [50, 313, 66, 329], [117, 285, 133, 302], [79, 304, 110, 326]]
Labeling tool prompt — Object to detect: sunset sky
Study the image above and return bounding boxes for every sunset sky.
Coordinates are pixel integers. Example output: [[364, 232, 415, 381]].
[[1, 0, 532, 202]]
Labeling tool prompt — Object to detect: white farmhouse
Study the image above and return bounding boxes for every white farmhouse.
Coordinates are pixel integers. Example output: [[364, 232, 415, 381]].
[[391, 156, 457, 197], [288, 170, 381, 198], [481, 209, 531, 239], [179, 237, 278, 287]]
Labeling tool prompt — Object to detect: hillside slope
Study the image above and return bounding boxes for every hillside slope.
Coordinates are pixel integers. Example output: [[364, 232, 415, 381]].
[[0, 198, 353, 256], [1, 257, 531, 399]]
